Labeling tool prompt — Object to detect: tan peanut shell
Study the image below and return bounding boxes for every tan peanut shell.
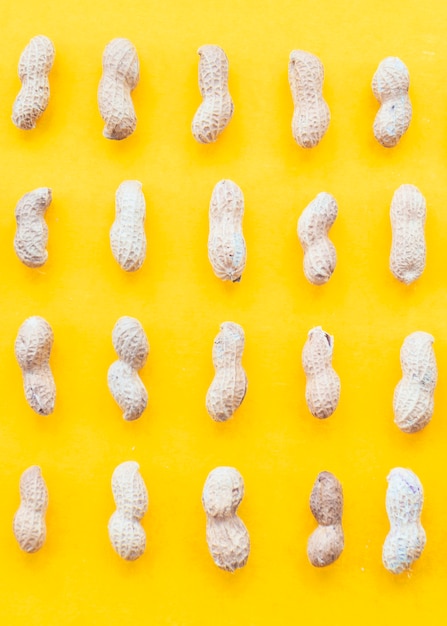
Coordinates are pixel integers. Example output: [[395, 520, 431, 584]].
[[307, 471, 344, 567], [393, 331, 437, 434], [98, 38, 139, 140], [208, 179, 246, 282], [108, 461, 148, 561], [202, 466, 250, 572], [108, 317, 149, 421], [298, 192, 337, 285], [15, 316, 55, 416], [372, 57, 412, 148], [302, 326, 340, 419], [12, 35, 55, 130], [383, 468, 426, 574], [192, 45, 234, 144], [14, 187, 52, 268], [390, 184, 426, 285], [13, 466, 48, 553], [110, 180, 146, 272], [288, 50, 330, 148], [206, 322, 247, 422]]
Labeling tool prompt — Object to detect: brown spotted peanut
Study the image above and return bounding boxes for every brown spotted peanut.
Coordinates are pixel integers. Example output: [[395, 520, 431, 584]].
[[192, 45, 234, 143], [98, 38, 139, 140], [302, 326, 340, 419], [307, 471, 344, 567], [202, 466, 250, 572], [372, 57, 412, 147], [13, 466, 48, 553], [206, 322, 247, 422], [298, 192, 337, 285], [288, 50, 330, 148], [15, 316, 55, 415], [12, 35, 55, 130], [108, 461, 148, 561]]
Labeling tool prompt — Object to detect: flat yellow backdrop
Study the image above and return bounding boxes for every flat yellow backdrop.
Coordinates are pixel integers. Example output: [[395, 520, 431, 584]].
[[1, 0, 447, 623]]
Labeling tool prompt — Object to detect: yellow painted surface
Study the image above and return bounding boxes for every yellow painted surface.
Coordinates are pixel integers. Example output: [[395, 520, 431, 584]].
[[1, 0, 447, 623]]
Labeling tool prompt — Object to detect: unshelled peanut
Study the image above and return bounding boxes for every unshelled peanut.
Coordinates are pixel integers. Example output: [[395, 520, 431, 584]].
[[390, 184, 426, 285], [192, 45, 234, 144], [302, 327, 340, 419], [108, 317, 149, 421], [383, 468, 426, 574], [372, 57, 412, 148], [297, 192, 337, 285], [307, 471, 344, 567], [393, 331, 437, 434], [98, 38, 139, 140], [14, 188, 52, 268], [12, 36, 55, 130], [15, 316, 55, 415], [110, 180, 146, 272], [13, 466, 48, 553], [202, 466, 250, 572], [208, 179, 246, 282], [108, 461, 148, 561], [288, 50, 330, 148], [206, 322, 247, 422]]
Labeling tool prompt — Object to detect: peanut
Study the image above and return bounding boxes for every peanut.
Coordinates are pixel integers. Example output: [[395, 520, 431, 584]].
[[98, 38, 139, 140], [288, 50, 330, 149], [307, 471, 344, 567], [108, 461, 148, 561], [206, 322, 247, 422], [192, 45, 234, 144], [12, 35, 55, 130], [372, 57, 412, 148], [393, 331, 437, 434], [208, 179, 246, 282], [297, 192, 337, 285], [202, 466, 250, 572], [390, 184, 426, 285], [383, 468, 426, 574], [13, 466, 48, 553], [14, 187, 52, 268], [108, 317, 149, 421], [110, 180, 146, 272], [15, 316, 55, 416], [302, 326, 340, 419]]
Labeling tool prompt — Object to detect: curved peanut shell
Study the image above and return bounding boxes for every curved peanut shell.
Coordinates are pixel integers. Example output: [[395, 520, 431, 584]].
[[208, 179, 246, 282], [298, 192, 337, 285], [372, 57, 412, 148], [393, 331, 437, 433], [383, 468, 426, 574], [98, 38, 139, 140], [302, 327, 340, 419], [12, 35, 55, 130], [14, 188, 52, 268], [13, 466, 48, 553], [288, 50, 330, 148], [390, 184, 426, 285], [108, 461, 148, 561], [15, 316, 56, 415], [206, 322, 247, 422], [110, 180, 146, 272], [192, 45, 234, 144], [202, 467, 250, 572]]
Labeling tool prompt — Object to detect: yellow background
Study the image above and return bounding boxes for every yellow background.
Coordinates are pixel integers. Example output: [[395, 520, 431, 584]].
[[1, 0, 447, 623]]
